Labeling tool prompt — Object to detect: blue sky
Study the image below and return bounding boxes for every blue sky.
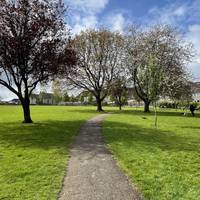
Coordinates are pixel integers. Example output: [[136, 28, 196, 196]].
[[66, 0, 200, 31], [1, 0, 200, 100], [65, 0, 200, 80]]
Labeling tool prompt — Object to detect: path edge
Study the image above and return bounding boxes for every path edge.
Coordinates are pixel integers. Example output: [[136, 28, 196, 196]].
[[101, 115, 143, 200]]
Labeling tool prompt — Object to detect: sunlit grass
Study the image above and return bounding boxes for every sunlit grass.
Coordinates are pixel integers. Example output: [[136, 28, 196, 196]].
[[0, 105, 97, 200], [103, 108, 200, 200]]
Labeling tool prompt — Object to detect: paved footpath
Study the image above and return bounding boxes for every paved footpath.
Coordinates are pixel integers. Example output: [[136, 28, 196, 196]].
[[59, 114, 142, 200]]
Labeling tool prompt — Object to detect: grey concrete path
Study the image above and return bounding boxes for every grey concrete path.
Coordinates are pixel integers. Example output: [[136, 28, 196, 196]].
[[59, 114, 142, 200]]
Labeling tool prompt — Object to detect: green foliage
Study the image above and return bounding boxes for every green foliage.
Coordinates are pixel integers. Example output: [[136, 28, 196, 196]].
[[158, 101, 180, 109], [63, 92, 70, 102], [110, 78, 128, 109], [88, 93, 94, 104], [0, 106, 97, 200], [69, 95, 78, 102], [52, 80, 63, 104], [137, 55, 164, 102], [158, 101, 200, 109], [80, 95, 84, 103], [103, 109, 200, 200]]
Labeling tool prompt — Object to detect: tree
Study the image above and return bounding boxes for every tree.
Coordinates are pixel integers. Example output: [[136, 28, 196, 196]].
[[88, 93, 94, 105], [127, 25, 193, 112], [63, 91, 70, 102], [0, 0, 76, 123], [69, 95, 77, 103], [64, 29, 125, 111], [162, 77, 193, 103], [79, 95, 84, 104], [110, 78, 128, 110], [52, 79, 62, 104]]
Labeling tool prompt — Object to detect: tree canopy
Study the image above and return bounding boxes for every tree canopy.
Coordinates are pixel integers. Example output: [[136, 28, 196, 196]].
[[0, 0, 76, 122], [126, 25, 193, 112], [64, 29, 125, 111]]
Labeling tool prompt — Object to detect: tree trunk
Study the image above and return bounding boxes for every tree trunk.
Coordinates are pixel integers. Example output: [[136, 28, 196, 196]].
[[21, 98, 33, 123], [118, 97, 122, 110], [96, 96, 104, 112], [144, 100, 150, 112]]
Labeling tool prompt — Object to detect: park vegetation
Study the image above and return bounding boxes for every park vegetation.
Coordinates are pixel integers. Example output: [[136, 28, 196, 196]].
[[0, 0, 76, 123], [126, 25, 192, 112], [63, 30, 125, 111], [61, 26, 192, 112], [0, 0, 193, 122]]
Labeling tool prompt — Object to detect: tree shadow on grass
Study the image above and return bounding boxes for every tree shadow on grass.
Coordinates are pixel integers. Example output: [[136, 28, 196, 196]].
[[111, 109, 200, 118], [103, 121, 200, 154], [0, 120, 86, 151], [180, 126, 200, 129], [70, 106, 200, 118], [65, 108, 114, 114], [1, 117, 199, 154]]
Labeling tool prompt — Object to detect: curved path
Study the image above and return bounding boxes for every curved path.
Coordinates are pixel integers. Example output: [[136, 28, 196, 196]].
[[59, 114, 142, 200]]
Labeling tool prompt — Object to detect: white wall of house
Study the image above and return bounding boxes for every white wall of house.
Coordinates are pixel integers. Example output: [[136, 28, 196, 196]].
[[42, 98, 54, 105], [30, 97, 37, 105], [193, 93, 200, 102]]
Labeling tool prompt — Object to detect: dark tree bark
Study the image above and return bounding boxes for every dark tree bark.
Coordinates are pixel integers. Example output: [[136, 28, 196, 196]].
[[144, 100, 151, 112], [20, 88, 33, 123], [95, 92, 104, 112], [21, 98, 32, 123], [96, 97, 104, 112], [118, 97, 122, 110]]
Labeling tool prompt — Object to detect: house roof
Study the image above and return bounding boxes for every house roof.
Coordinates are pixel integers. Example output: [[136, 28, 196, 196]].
[[31, 93, 54, 99], [40, 92, 54, 99], [9, 98, 20, 102], [191, 82, 200, 93], [31, 94, 39, 98]]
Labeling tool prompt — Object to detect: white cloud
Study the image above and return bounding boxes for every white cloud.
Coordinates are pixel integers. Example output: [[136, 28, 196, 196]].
[[65, 0, 109, 34], [185, 24, 200, 80], [173, 6, 186, 17], [72, 15, 98, 34], [0, 86, 17, 101], [66, 0, 109, 14], [147, 0, 200, 26], [146, 1, 200, 80], [148, 3, 188, 25], [105, 13, 126, 33]]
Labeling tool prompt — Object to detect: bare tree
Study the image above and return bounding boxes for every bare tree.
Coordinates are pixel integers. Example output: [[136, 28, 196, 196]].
[[110, 77, 128, 110], [0, 0, 76, 123], [65, 29, 125, 111], [163, 78, 193, 104], [126, 25, 193, 112]]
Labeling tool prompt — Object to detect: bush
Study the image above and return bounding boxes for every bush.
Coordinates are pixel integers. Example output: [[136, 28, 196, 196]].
[[158, 101, 200, 109]]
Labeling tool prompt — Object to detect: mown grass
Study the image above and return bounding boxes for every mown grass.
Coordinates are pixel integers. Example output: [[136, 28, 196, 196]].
[[0, 105, 97, 200], [103, 108, 200, 200]]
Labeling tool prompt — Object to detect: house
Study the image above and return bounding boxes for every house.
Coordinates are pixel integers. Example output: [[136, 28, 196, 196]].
[[30, 94, 39, 105], [40, 93, 54, 105], [78, 88, 140, 106], [30, 92, 55, 105], [9, 98, 21, 104], [191, 82, 200, 102]]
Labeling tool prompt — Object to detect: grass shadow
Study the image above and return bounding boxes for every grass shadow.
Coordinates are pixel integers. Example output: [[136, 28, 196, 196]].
[[111, 109, 200, 118], [0, 120, 86, 151], [103, 120, 200, 154]]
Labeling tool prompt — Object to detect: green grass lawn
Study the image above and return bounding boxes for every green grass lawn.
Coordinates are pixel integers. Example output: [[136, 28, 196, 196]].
[[103, 108, 200, 200], [0, 105, 97, 200]]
